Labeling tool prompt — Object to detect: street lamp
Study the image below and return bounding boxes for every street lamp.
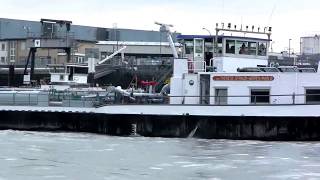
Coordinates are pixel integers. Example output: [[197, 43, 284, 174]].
[[289, 38, 292, 58], [202, 27, 212, 36], [202, 27, 213, 61]]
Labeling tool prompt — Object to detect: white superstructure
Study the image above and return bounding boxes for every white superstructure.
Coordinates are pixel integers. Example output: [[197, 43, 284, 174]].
[[170, 25, 320, 106]]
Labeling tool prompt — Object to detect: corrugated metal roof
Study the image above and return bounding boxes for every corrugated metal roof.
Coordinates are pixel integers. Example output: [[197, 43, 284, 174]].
[[0, 18, 41, 39], [0, 18, 180, 43]]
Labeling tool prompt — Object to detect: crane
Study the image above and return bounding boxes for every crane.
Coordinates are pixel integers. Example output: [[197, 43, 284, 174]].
[[155, 22, 178, 59], [97, 46, 127, 65]]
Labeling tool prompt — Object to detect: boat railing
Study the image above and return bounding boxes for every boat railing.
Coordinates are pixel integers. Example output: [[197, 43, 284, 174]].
[[209, 58, 215, 67], [169, 93, 320, 105], [0, 92, 320, 107], [188, 60, 206, 73]]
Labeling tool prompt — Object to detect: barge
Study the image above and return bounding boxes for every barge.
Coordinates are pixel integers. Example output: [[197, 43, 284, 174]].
[[1, 23, 320, 140]]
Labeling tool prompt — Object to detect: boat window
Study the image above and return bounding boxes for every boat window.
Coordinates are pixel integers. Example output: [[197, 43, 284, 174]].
[[306, 89, 320, 104], [225, 40, 235, 54], [216, 38, 223, 54], [251, 89, 270, 104], [194, 39, 204, 54], [248, 42, 257, 55], [235, 41, 258, 55], [215, 88, 228, 105], [258, 42, 267, 56], [236, 41, 248, 55], [205, 41, 213, 53], [184, 41, 193, 55]]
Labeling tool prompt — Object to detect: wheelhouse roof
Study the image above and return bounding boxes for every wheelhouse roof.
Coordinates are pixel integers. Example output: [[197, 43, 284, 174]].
[[177, 34, 271, 42]]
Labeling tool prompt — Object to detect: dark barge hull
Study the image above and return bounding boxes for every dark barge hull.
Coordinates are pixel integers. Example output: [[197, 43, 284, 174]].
[[0, 110, 320, 140]]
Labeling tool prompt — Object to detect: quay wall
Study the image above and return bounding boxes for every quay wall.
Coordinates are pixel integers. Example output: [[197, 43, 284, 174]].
[[0, 110, 320, 140]]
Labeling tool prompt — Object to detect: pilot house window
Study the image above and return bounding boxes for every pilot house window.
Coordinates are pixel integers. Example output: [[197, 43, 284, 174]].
[[225, 39, 266, 56], [258, 42, 267, 56], [251, 89, 270, 104], [225, 40, 235, 54], [236, 41, 247, 54], [236, 41, 258, 55], [184, 41, 193, 55]]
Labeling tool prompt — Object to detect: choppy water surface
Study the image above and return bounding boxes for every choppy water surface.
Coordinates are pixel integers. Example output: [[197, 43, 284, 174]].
[[0, 131, 320, 179]]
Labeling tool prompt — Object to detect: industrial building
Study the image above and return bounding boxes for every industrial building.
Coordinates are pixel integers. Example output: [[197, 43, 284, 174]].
[[0, 18, 180, 67], [301, 35, 320, 55], [297, 35, 320, 67], [0, 18, 180, 86]]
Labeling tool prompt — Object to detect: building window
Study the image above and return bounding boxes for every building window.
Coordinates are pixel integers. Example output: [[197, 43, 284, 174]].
[[0, 57, 5, 64], [105, 31, 109, 40], [1, 43, 5, 51], [215, 88, 228, 105], [20, 42, 26, 51], [59, 75, 64, 81], [9, 41, 16, 48], [10, 56, 15, 62], [78, 57, 84, 63], [10, 49, 15, 56], [226, 40, 235, 54], [306, 89, 320, 104], [9, 41, 16, 63], [251, 89, 270, 104], [74, 56, 84, 63]]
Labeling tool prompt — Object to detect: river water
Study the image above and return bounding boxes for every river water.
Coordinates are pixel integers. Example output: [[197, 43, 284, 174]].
[[0, 130, 320, 180]]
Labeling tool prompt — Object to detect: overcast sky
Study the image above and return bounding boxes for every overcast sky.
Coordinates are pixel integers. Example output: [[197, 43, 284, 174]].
[[0, 0, 319, 52]]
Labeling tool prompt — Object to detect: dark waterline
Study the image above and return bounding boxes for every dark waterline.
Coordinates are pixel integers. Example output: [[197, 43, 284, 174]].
[[1, 130, 320, 180]]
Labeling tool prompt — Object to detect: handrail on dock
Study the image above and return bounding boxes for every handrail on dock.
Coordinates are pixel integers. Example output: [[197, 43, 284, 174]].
[[0, 91, 319, 107]]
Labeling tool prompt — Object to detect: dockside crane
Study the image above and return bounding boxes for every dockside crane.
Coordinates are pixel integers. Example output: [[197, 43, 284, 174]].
[[155, 22, 179, 59]]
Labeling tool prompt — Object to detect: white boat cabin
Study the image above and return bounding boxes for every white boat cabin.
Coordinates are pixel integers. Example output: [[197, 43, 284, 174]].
[[171, 34, 320, 105], [40, 64, 90, 91], [47, 64, 89, 85]]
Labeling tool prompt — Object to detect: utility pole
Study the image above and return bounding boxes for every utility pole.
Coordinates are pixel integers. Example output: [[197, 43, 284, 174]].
[[289, 38, 292, 58]]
